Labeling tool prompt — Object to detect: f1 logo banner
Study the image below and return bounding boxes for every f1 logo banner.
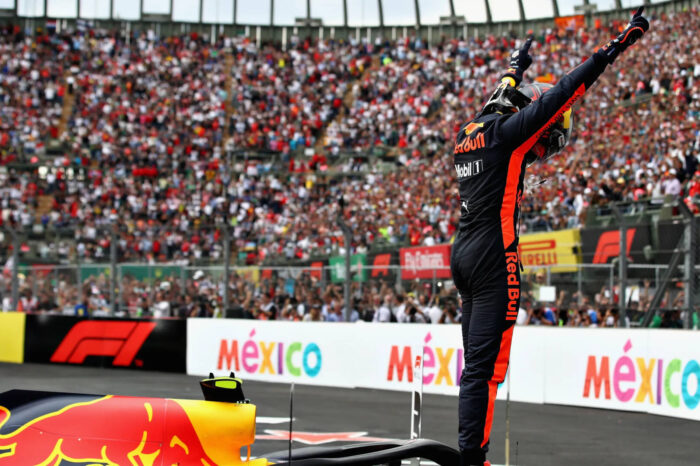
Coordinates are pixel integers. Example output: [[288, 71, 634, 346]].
[[581, 226, 651, 264], [24, 315, 186, 373], [50, 321, 156, 366]]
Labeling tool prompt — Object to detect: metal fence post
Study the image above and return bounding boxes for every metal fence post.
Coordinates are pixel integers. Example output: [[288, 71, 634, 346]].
[[612, 205, 628, 327], [119, 264, 125, 316], [655, 266, 660, 293], [53, 266, 58, 299], [577, 264, 583, 306], [148, 264, 153, 306], [110, 226, 117, 315], [620, 224, 628, 326], [11, 228, 19, 311], [31, 268, 37, 301], [224, 224, 231, 314], [342, 232, 351, 322], [679, 204, 697, 329], [75, 250, 81, 302], [320, 265, 326, 291], [609, 264, 615, 308], [432, 269, 437, 297]]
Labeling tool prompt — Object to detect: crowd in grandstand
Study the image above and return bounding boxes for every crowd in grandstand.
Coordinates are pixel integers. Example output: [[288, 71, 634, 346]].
[[1, 9, 698, 265], [0, 8, 698, 321]]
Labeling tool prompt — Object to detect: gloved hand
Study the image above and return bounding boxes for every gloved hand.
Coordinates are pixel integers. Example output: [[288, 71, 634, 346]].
[[597, 7, 650, 64], [503, 35, 533, 85]]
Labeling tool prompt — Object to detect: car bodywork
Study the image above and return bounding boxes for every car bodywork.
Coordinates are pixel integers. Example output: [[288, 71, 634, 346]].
[[0, 376, 459, 465]]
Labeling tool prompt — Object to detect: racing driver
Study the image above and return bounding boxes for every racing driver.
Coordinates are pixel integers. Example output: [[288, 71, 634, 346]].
[[450, 8, 650, 466]]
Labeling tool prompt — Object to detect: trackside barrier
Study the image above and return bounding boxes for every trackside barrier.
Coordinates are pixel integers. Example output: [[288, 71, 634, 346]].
[[0, 312, 26, 363], [23, 315, 187, 373], [187, 319, 700, 421]]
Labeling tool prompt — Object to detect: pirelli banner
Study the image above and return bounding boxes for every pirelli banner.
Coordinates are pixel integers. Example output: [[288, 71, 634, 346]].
[[517, 228, 582, 273], [23, 315, 186, 373]]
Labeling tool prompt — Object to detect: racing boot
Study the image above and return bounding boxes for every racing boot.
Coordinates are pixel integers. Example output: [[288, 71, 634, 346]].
[[460, 448, 489, 466]]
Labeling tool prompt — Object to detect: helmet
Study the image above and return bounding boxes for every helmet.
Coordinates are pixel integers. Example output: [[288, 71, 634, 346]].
[[481, 80, 532, 115], [517, 82, 574, 165]]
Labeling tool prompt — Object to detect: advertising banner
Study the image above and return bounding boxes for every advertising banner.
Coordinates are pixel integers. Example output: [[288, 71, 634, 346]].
[[518, 228, 581, 273], [187, 321, 699, 420], [553, 14, 585, 30], [544, 329, 700, 421], [186, 319, 544, 403], [399, 245, 451, 280], [24, 315, 186, 372], [82, 264, 182, 282], [261, 261, 323, 281], [0, 312, 26, 363], [328, 253, 368, 283], [580, 225, 651, 264], [656, 220, 685, 264], [350, 323, 545, 403], [367, 251, 399, 282], [187, 319, 357, 387]]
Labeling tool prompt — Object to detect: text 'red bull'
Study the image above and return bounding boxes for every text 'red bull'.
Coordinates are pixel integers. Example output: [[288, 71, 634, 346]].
[[505, 252, 519, 321], [454, 133, 485, 154]]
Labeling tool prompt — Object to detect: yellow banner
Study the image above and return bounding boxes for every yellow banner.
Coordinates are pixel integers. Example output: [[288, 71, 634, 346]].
[[235, 266, 260, 284], [518, 228, 581, 273], [0, 312, 26, 363]]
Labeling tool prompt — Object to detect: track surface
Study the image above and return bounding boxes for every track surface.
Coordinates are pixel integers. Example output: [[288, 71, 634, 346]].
[[0, 363, 696, 465]]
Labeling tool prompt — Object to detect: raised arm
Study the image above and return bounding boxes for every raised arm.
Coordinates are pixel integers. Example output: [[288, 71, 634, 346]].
[[496, 7, 650, 150]]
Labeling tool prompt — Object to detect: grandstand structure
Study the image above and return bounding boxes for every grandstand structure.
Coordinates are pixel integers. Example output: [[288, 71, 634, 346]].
[[3, 0, 698, 42], [0, 0, 698, 328]]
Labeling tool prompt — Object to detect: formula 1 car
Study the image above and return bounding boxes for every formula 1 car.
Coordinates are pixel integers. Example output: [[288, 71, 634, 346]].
[[0, 373, 459, 465]]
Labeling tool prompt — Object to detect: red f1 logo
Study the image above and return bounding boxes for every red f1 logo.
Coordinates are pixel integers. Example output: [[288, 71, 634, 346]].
[[592, 229, 636, 264], [51, 321, 156, 366], [371, 254, 391, 277]]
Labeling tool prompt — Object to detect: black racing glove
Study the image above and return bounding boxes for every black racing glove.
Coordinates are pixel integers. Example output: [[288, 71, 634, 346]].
[[503, 35, 533, 86], [597, 7, 650, 65]]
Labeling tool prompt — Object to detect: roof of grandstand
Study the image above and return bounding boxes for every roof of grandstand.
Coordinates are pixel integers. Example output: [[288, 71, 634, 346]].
[[8, 0, 669, 25]]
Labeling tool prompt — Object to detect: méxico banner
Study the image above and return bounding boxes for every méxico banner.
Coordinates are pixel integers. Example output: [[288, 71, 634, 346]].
[[543, 328, 700, 420], [187, 320, 700, 421], [187, 319, 543, 402]]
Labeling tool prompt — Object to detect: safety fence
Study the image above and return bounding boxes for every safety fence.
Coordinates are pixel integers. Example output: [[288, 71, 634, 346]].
[[2, 260, 696, 331], [2, 205, 699, 328]]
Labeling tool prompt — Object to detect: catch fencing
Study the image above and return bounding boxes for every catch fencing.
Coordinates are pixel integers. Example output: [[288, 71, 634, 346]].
[[3, 261, 696, 328]]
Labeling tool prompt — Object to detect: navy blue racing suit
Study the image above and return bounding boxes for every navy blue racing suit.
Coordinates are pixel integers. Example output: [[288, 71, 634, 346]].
[[451, 52, 610, 464]]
